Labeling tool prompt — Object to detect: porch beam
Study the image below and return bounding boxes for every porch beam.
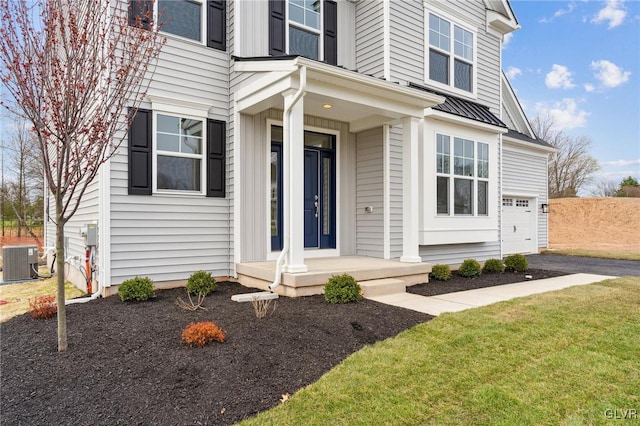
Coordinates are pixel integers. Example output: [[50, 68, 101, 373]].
[[400, 116, 422, 263], [283, 90, 308, 273]]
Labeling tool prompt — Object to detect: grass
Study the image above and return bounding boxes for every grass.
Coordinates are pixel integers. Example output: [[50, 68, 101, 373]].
[[542, 248, 640, 262], [241, 277, 640, 425], [0, 273, 83, 322]]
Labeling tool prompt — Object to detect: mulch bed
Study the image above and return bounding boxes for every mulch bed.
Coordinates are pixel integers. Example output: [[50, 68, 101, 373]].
[[1, 269, 568, 425], [408, 268, 569, 297]]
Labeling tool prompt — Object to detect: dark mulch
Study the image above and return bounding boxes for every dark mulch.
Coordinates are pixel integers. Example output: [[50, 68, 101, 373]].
[[408, 268, 569, 297], [1, 269, 569, 425], [0, 282, 430, 426]]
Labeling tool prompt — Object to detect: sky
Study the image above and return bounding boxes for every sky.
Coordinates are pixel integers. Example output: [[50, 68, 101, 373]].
[[502, 0, 640, 193]]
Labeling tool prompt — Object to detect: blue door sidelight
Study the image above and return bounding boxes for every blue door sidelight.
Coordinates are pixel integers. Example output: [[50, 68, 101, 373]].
[[271, 125, 336, 251]]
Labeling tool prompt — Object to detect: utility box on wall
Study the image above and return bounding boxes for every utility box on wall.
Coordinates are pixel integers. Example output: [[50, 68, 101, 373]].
[[2, 245, 39, 281]]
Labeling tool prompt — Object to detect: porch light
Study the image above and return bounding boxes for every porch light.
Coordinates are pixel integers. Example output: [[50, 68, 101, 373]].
[[541, 203, 549, 214], [322, 103, 333, 109]]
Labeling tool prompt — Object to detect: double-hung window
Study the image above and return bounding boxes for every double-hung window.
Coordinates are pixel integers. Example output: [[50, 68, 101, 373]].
[[156, 114, 204, 193], [436, 134, 488, 216], [427, 13, 475, 93], [129, 0, 226, 50], [289, 0, 321, 60]]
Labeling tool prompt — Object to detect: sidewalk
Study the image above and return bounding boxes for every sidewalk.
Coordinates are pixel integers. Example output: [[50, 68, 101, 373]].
[[366, 273, 616, 316]]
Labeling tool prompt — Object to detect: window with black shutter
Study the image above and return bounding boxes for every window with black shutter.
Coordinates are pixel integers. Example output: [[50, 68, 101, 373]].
[[128, 109, 153, 195]]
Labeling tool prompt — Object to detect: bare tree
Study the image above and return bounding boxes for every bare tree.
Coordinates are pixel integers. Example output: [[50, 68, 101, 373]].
[[0, 0, 164, 351], [590, 177, 619, 197], [531, 113, 600, 198]]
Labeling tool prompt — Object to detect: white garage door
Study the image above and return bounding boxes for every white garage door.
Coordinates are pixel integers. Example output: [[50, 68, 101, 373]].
[[502, 197, 536, 255]]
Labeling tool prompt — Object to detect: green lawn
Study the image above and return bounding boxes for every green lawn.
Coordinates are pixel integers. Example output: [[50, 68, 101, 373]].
[[242, 277, 640, 425]]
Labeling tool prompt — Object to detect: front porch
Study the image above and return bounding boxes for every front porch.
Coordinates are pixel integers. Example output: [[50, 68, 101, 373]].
[[236, 256, 432, 297]]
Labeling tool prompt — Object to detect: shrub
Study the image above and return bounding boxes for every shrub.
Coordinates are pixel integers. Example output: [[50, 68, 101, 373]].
[[29, 294, 57, 319], [117, 276, 155, 301], [504, 254, 529, 272], [482, 258, 505, 274], [324, 274, 362, 304], [181, 322, 226, 347], [458, 259, 482, 278], [186, 270, 216, 296], [431, 264, 452, 281]]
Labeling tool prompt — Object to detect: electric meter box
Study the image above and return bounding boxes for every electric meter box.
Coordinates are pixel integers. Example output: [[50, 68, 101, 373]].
[[80, 223, 98, 246], [2, 245, 39, 281]]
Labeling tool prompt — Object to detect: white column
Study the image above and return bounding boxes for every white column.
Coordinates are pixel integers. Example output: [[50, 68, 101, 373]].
[[400, 116, 422, 263], [283, 90, 308, 273]]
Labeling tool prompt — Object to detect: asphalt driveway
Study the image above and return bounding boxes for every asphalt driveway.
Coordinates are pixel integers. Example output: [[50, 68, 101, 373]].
[[526, 254, 640, 277]]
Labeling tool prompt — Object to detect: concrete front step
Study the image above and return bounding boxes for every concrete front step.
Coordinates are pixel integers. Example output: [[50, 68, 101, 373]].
[[359, 278, 406, 297]]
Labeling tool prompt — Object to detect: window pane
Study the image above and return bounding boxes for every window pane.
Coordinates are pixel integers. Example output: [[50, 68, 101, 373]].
[[159, 0, 201, 41], [289, 3, 305, 25], [429, 50, 449, 85], [271, 150, 279, 236], [305, 9, 320, 29], [436, 134, 450, 174], [454, 178, 473, 215], [322, 156, 331, 234], [429, 14, 450, 51], [157, 156, 201, 191], [305, 131, 333, 148], [182, 118, 202, 138], [478, 142, 489, 178], [271, 125, 283, 142], [289, 26, 319, 60], [454, 25, 473, 61], [157, 114, 180, 134], [455, 60, 472, 92], [157, 133, 179, 152], [478, 181, 488, 215], [437, 176, 449, 214], [181, 136, 201, 154]]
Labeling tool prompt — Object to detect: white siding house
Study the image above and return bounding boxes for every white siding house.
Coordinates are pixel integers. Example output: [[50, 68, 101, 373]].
[[46, 0, 551, 296]]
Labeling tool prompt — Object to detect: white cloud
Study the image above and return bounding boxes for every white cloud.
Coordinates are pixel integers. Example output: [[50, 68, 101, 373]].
[[539, 2, 578, 23], [503, 33, 513, 48], [590, 60, 631, 88], [545, 64, 576, 89], [584, 83, 595, 92], [601, 159, 640, 167], [505, 66, 522, 80], [592, 0, 627, 28], [535, 98, 590, 129]]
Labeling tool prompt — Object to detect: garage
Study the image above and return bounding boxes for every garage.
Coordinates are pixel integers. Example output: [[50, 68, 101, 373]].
[[502, 197, 537, 254]]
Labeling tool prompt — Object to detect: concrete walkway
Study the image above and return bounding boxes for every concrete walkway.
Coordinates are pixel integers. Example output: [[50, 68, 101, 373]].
[[367, 273, 616, 316]]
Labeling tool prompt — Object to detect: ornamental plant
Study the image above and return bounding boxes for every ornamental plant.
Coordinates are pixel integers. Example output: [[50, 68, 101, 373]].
[[117, 276, 155, 301], [504, 254, 529, 272], [186, 270, 216, 296], [29, 294, 57, 319], [181, 322, 226, 347], [482, 258, 505, 274], [324, 274, 362, 304], [431, 264, 452, 281], [458, 259, 482, 278]]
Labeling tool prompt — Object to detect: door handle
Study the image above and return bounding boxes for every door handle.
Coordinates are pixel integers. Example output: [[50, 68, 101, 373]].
[[314, 195, 319, 218], [513, 225, 517, 233]]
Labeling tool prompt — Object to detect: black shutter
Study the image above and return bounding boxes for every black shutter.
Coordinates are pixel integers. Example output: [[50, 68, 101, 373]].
[[323, 0, 338, 65], [206, 119, 226, 198], [128, 108, 152, 195], [207, 0, 226, 51], [268, 0, 286, 56], [128, 0, 152, 30]]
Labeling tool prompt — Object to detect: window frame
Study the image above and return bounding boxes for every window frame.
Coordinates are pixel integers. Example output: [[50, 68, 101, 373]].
[[155, 0, 206, 44], [152, 111, 207, 195], [425, 10, 477, 97], [287, 0, 324, 61], [435, 133, 489, 217]]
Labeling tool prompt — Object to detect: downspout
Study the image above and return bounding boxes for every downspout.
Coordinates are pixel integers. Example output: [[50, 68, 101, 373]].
[[269, 65, 307, 291]]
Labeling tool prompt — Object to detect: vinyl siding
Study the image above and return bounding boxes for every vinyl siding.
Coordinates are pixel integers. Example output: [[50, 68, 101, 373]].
[[389, 0, 423, 84], [337, 0, 356, 70], [388, 126, 403, 258], [237, 0, 268, 57], [109, 31, 232, 285], [355, 0, 384, 78], [356, 127, 384, 257], [420, 241, 501, 265], [502, 142, 549, 248]]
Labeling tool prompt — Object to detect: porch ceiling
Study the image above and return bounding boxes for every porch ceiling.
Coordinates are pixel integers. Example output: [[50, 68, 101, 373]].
[[234, 57, 445, 133]]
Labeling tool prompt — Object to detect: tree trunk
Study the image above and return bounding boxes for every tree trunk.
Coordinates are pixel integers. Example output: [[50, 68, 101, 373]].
[[55, 203, 67, 352]]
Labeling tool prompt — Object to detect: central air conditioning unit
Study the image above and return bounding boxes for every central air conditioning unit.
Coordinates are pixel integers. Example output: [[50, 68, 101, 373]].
[[2, 245, 39, 281]]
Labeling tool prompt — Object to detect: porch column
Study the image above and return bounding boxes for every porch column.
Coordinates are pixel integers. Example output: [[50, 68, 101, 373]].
[[283, 90, 308, 273], [400, 116, 422, 263]]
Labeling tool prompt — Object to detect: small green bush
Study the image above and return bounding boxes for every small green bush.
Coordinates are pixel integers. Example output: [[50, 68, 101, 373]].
[[118, 276, 155, 301], [504, 254, 529, 272], [458, 259, 482, 278], [186, 270, 216, 296], [482, 258, 505, 274], [324, 274, 362, 304], [431, 264, 452, 281]]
